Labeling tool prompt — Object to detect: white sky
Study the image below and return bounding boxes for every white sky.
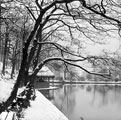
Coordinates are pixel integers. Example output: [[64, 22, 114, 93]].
[[57, 34, 121, 56], [85, 38, 120, 55]]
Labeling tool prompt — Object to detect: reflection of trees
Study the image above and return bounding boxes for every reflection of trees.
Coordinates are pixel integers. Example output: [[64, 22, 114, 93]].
[[86, 85, 92, 92], [86, 74, 93, 81], [91, 85, 121, 106], [50, 84, 121, 117], [79, 85, 85, 89], [52, 85, 76, 113]]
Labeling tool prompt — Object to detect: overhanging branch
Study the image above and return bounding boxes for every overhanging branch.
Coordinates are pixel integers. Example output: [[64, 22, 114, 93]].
[[32, 57, 111, 79]]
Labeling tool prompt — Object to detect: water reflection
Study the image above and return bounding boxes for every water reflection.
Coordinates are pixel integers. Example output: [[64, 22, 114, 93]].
[[51, 85, 76, 113], [39, 84, 121, 120]]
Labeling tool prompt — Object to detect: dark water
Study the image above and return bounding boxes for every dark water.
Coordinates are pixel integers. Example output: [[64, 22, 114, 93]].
[[39, 83, 121, 120]]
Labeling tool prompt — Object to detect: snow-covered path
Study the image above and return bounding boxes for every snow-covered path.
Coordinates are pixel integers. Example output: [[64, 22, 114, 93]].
[[23, 91, 68, 120]]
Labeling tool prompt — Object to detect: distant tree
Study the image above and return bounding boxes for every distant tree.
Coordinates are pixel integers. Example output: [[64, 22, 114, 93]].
[[0, 0, 14, 62], [86, 73, 92, 80], [79, 76, 85, 81], [2, 22, 9, 74]]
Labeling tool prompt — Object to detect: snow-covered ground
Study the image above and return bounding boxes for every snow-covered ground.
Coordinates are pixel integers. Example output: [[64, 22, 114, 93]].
[[22, 91, 68, 120], [0, 64, 69, 120], [0, 80, 14, 103]]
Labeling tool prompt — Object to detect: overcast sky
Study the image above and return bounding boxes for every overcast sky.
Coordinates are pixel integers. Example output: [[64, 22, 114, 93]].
[[85, 37, 120, 55]]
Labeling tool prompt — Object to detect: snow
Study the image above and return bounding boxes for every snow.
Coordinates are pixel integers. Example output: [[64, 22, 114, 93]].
[[0, 62, 2, 71], [0, 112, 15, 120], [29, 66, 54, 76], [23, 91, 68, 120], [38, 66, 54, 76], [0, 91, 69, 120], [37, 86, 59, 90], [0, 79, 14, 103], [0, 65, 68, 120]]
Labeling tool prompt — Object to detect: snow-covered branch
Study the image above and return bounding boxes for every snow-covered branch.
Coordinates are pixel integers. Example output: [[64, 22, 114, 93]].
[[32, 57, 111, 79]]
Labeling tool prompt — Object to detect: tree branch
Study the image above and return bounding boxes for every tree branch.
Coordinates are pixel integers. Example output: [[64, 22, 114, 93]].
[[35, 0, 42, 10], [80, 0, 120, 24], [32, 57, 111, 79], [26, 6, 36, 21], [37, 41, 86, 59]]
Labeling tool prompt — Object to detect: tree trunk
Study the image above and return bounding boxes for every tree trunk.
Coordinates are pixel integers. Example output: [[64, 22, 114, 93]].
[[33, 45, 42, 69], [11, 59, 16, 78], [2, 24, 9, 75], [11, 39, 18, 78], [33, 26, 42, 69], [0, 45, 28, 113], [0, 61, 26, 113]]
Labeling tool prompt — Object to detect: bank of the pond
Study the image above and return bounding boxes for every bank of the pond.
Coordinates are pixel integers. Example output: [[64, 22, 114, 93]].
[[49, 80, 121, 84]]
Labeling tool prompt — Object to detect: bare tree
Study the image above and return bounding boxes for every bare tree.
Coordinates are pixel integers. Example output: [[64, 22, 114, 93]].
[[2, 22, 9, 75], [0, 0, 121, 113]]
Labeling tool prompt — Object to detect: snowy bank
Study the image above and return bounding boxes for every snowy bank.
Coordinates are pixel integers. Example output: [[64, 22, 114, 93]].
[[22, 90, 68, 120], [0, 78, 68, 120], [0, 80, 14, 102]]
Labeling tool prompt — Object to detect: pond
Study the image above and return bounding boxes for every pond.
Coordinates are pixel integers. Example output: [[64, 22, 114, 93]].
[[38, 83, 121, 120]]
